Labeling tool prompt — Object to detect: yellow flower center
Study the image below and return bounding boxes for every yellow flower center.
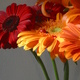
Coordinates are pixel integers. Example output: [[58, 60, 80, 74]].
[[36, 13, 64, 35]]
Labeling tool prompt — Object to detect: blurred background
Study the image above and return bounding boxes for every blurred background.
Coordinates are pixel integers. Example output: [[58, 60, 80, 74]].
[[0, 0, 80, 80]]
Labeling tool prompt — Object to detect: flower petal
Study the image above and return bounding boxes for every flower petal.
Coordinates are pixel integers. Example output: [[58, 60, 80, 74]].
[[20, 14, 32, 22], [70, 0, 80, 9], [6, 5, 12, 16], [19, 20, 31, 25], [17, 25, 27, 32], [10, 3, 17, 15], [73, 53, 80, 62], [0, 11, 7, 23]]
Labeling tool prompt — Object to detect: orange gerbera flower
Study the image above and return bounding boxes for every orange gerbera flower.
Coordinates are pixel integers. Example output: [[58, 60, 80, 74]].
[[17, 30, 66, 62], [59, 23, 80, 62], [17, 12, 66, 62], [17, 31, 54, 55]]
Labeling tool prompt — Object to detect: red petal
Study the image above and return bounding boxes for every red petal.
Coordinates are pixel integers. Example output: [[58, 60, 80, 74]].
[[0, 31, 7, 40], [19, 20, 31, 25], [17, 25, 27, 32], [0, 11, 7, 23], [3, 43, 11, 49], [0, 24, 2, 30], [20, 13, 32, 21], [9, 30, 18, 44], [16, 4, 27, 17], [6, 5, 12, 16], [0, 40, 11, 49], [10, 3, 17, 15], [0, 32, 9, 48], [21, 6, 31, 15], [16, 4, 22, 16]]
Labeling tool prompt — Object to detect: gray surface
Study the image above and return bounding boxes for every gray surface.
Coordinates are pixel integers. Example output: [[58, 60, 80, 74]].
[[0, 49, 80, 80], [0, 0, 80, 80]]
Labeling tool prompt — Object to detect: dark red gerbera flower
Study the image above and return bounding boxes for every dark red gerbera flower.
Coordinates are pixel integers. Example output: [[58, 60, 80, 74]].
[[44, 2, 66, 19], [45, 2, 65, 13], [32, 2, 65, 23], [0, 3, 35, 49]]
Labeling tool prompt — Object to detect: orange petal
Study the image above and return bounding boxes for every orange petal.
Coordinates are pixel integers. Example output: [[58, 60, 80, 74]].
[[58, 52, 66, 62], [70, 0, 80, 9], [17, 35, 33, 44], [37, 47, 44, 56], [43, 36, 54, 47], [67, 23, 80, 37], [50, 51, 56, 59], [62, 9, 80, 25], [18, 40, 26, 47], [47, 39, 57, 52], [62, 0, 73, 8], [65, 51, 73, 59], [17, 31, 35, 37], [59, 41, 72, 48], [38, 37, 46, 55], [56, 13, 63, 22], [33, 43, 39, 51], [24, 45, 31, 50], [27, 40, 38, 48], [73, 53, 80, 62], [41, 0, 50, 17]]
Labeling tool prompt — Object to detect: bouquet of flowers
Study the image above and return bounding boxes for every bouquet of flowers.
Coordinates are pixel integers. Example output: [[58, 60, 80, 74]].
[[0, 0, 80, 80]]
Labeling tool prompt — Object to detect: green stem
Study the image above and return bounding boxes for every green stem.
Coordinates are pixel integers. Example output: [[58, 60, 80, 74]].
[[52, 59, 59, 80], [30, 49, 50, 80], [64, 60, 69, 80]]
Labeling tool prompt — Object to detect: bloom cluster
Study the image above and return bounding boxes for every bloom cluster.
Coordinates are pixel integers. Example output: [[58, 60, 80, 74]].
[[0, 0, 80, 63]]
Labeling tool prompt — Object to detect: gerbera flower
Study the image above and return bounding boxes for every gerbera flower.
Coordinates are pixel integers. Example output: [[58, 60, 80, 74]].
[[59, 23, 80, 62], [17, 30, 66, 62], [17, 13, 66, 62], [36, 0, 73, 8], [41, 1, 65, 18], [17, 31, 55, 55], [32, 1, 65, 23], [0, 3, 35, 49]]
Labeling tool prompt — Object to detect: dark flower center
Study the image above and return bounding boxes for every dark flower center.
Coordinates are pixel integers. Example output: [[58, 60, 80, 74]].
[[2, 16, 20, 32]]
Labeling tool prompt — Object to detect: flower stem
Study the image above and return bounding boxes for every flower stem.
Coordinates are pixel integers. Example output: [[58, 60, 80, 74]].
[[64, 60, 69, 80], [52, 59, 59, 80], [30, 49, 50, 80]]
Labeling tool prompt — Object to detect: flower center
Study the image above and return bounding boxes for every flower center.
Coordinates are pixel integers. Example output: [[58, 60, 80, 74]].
[[2, 16, 19, 32]]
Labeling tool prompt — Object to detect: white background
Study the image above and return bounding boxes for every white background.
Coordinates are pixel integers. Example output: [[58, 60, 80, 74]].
[[0, 0, 80, 80]]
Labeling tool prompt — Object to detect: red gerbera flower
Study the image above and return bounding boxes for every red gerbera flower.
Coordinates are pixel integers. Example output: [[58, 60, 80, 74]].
[[45, 2, 65, 19], [0, 3, 35, 49], [41, 1, 65, 19], [32, 2, 65, 22]]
